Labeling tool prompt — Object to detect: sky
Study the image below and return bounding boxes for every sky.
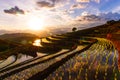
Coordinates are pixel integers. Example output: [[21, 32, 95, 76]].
[[0, 0, 120, 31]]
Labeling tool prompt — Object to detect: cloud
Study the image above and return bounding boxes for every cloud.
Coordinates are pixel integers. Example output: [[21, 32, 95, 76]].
[[112, 6, 120, 13], [76, 12, 120, 22], [99, 12, 120, 20], [93, 0, 100, 3], [76, 0, 100, 3], [70, 4, 87, 10], [49, 0, 70, 5], [36, 1, 54, 8], [76, 11, 103, 21], [68, 10, 75, 13], [76, 14, 103, 21], [76, 0, 90, 3], [81, 11, 90, 16], [36, 0, 70, 9], [4, 6, 24, 15]]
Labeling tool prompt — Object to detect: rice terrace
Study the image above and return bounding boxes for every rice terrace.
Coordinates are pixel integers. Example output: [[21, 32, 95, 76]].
[[0, 0, 120, 80]]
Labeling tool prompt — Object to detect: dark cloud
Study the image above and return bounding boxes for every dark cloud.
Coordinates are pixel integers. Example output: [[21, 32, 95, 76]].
[[36, 1, 55, 8], [76, 12, 120, 21], [80, 15, 102, 21], [71, 4, 87, 10], [76, 13, 104, 21], [49, 0, 65, 4], [4, 6, 24, 15], [36, 0, 69, 8]]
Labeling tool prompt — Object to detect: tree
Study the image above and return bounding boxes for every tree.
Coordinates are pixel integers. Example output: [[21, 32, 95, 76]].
[[72, 27, 77, 32]]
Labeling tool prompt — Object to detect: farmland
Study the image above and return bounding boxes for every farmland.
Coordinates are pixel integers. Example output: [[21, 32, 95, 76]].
[[0, 20, 120, 80]]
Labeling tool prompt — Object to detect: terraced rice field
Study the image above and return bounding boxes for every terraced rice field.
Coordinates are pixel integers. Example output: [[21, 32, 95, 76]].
[[46, 38, 120, 80], [0, 34, 119, 80]]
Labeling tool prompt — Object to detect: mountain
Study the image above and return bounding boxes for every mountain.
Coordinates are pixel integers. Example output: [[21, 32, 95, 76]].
[[0, 30, 11, 35]]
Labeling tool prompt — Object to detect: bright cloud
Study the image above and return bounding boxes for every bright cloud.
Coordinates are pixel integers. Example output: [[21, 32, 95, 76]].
[[81, 11, 90, 16], [76, 0, 90, 3], [76, 0, 100, 3], [113, 6, 120, 13]]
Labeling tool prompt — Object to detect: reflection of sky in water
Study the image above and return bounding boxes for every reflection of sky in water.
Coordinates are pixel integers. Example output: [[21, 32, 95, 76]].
[[33, 39, 42, 47], [14, 54, 33, 64], [0, 55, 16, 69], [0, 54, 33, 70]]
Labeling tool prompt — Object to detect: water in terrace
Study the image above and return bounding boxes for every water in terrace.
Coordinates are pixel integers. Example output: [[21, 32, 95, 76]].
[[0, 54, 33, 70], [0, 39, 45, 70], [33, 39, 48, 56], [33, 39, 42, 47]]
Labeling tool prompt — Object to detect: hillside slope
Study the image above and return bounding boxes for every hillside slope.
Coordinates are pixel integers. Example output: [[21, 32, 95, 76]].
[[0, 33, 39, 44]]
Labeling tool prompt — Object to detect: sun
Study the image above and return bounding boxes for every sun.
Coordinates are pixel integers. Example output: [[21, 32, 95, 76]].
[[27, 16, 44, 30]]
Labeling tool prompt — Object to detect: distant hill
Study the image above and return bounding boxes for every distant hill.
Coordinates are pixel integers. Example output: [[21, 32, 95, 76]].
[[0, 33, 39, 44], [67, 20, 120, 38], [0, 30, 11, 35]]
